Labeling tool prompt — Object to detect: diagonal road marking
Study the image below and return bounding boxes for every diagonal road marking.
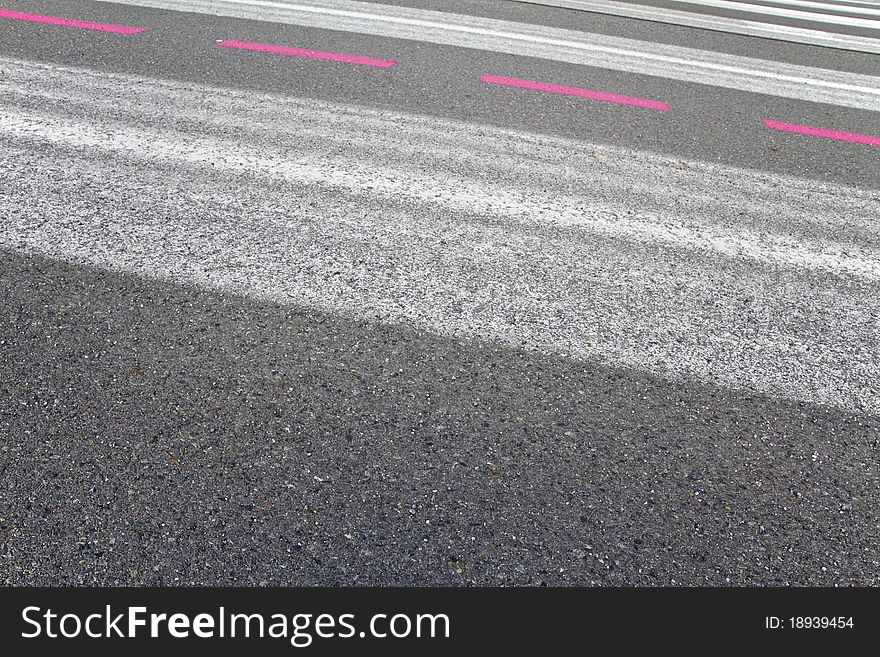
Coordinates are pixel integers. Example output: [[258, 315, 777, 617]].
[[511, 0, 880, 52], [1, 57, 878, 414], [0, 7, 146, 33], [99, 1, 880, 109], [216, 38, 397, 66]]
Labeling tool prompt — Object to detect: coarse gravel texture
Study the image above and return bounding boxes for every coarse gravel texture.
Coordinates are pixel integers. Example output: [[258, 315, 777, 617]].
[[2, 251, 879, 586], [1, 0, 878, 588], [1, 56, 878, 414]]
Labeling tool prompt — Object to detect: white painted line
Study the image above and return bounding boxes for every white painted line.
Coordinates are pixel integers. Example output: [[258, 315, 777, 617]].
[[102, 1, 880, 109], [509, 0, 880, 52], [715, 0, 880, 17], [819, 0, 880, 7], [2, 57, 879, 414], [720, 0, 880, 16], [657, 0, 880, 27], [822, 0, 880, 8]]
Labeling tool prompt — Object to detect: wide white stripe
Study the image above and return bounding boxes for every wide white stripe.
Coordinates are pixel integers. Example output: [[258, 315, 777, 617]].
[[4, 108, 877, 280], [105, 0, 880, 110], [510, 0, 880, 52], [1, 58, 878, 414]]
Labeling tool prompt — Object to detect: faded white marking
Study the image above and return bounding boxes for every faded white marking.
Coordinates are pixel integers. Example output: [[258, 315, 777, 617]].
[[1, 58, 878, 414]]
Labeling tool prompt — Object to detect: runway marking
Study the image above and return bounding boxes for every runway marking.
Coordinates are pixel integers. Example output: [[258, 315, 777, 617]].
[[216, 39, 397, 67], [735, 0, 880, 17], [0, 8, 146, 34], [764, 118, 880, 146], [508, 0, 880, 53], [652, 0, 880, 29], [481, 74, 669, 111], [97, 1, 880, 111], [2, 57, 878, 414]]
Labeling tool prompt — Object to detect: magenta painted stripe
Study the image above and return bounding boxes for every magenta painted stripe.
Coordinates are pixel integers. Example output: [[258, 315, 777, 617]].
[[763, 118, 880, 147], [217, 40, 397, 68], [481, 74, 668, 111], [0, 8, 146, 34]]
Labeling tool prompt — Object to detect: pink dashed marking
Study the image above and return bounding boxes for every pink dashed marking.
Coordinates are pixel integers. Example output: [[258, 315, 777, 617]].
[[763, 119, 880, 147], [217, 40, 397, 68], [481, 73, 669, 111], [0, 8, 146, 34]]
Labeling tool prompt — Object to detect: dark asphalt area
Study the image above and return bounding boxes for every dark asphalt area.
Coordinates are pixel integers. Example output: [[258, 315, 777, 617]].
[[2, 251, 878, 585]]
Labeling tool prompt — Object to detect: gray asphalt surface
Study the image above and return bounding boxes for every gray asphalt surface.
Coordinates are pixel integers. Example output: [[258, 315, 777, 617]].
[[0, 0, 877, 186], [3, 250, 878, 585], [1, 0, 879, 586], [404, 0, 880, 40], [510, 0, 880, 38]]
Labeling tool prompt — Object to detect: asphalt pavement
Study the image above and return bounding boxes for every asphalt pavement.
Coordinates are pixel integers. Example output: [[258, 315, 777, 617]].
[[0, 0, 878, 585]]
